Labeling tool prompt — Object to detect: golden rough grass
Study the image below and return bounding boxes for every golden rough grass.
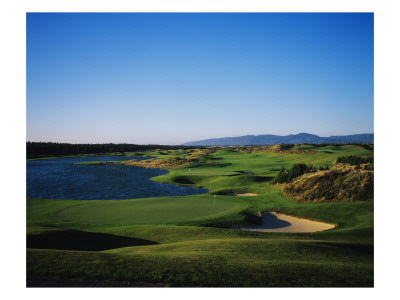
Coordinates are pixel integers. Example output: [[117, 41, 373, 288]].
[[121, 149, 215, 169], [121, 157, 191, 169], [186, 149, 215, 158], [278, 163, 374, 203], [237, 144, 315, 154]]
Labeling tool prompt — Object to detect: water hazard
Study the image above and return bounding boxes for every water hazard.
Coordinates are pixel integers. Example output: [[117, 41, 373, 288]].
[[26, 156, 207, 200]]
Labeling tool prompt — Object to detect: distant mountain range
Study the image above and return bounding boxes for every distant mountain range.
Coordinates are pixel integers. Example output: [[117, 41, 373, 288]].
[[182, 133, 374, 146]]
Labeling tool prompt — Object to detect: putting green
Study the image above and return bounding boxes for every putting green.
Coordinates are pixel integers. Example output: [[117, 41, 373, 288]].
[[54, 194, 242, 225]]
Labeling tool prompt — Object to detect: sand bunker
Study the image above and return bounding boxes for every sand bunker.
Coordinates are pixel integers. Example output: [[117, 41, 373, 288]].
[[234, 193, 260, 196], [236, 211, 335, 233]]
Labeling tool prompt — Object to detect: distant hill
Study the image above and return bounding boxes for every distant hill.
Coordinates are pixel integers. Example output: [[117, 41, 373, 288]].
[[182, 133, 374, 146]]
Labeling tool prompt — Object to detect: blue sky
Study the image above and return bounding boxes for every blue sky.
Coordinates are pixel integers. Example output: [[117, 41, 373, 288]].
[[27, 13, 373, 144]]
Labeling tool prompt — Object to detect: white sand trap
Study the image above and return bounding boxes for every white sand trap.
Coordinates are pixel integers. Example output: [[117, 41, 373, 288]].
[[237, 211, 335, 233], [234, 193, 260, 196]]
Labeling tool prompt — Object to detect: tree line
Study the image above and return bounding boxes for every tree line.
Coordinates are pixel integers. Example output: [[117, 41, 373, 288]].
[[336, 155, 374, 165], [26, 142, 198, 158]]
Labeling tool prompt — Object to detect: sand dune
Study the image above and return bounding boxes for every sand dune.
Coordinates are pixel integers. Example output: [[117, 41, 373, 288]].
[[234, 193, 260, 196]]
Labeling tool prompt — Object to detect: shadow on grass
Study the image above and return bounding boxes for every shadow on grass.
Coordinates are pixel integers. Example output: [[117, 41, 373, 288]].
[[27, 229, 158, 251], [250, 175, 274, 182], [27, 277, 164, 287], [315, 242, 374, 255]]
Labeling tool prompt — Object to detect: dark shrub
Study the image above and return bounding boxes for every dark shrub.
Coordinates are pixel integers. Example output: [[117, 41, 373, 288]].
[[273, 163, 316, 183], [336, 155, 373, 165]]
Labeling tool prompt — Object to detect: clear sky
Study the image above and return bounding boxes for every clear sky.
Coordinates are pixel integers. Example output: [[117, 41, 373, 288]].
[[27, 13, 373, 145]]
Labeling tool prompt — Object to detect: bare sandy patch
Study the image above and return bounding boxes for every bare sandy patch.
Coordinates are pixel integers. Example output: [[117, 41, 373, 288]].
[[236, 211, 335, 233], [234, 193, 260, 196]]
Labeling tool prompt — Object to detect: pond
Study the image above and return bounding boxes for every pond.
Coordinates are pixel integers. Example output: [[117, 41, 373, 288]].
[[26, 156, 207, 200]]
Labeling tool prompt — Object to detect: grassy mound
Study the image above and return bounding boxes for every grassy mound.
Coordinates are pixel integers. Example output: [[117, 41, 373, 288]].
[[118, 149, 217, 169], [122, 157, 192, 169], [280, 164, 374, 202]]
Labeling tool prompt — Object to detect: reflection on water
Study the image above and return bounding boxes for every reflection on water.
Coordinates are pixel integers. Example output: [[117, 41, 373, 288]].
[[27, 156, 207, 200]]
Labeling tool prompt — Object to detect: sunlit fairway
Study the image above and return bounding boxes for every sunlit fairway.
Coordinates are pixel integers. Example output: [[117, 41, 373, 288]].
[[28, 195, 242, 226], [27, 144, 374, 287]]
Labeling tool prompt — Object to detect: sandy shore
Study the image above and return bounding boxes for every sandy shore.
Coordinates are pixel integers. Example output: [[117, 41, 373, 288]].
[[236, 211, 335, 233], [234, 193, 260, 196]]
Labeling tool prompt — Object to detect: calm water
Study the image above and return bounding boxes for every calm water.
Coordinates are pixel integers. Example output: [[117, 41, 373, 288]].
[[26, 156, 207, 200]]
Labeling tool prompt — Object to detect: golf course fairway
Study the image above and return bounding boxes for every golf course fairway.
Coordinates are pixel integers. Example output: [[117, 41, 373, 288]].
[[27, 144, 374, 287]]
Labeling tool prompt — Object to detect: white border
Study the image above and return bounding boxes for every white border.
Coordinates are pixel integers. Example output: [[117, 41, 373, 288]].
[[1, 0, 399, 299]]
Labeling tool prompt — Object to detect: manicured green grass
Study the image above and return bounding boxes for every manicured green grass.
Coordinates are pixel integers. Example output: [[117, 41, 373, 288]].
[[28, 194, 243, 227], [26, 144, 374, 287]]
